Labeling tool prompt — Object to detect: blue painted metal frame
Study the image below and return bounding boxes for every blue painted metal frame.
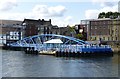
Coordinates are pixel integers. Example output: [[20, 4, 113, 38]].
[[10, 34, 88, 47], [9, 34, 89, 50], [23, 34, 88, 44]]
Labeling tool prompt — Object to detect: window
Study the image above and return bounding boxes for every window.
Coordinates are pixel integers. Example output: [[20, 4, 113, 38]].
[[91, 26, 93, 29], [103, 37, 105, 40], [103, 22, 106, 24], [95, 26, 97, 29], [108, 37, 109, 41], [38, 28, 40, 30], [112, 30, 114, 34], [94, 37, 96, 40], [56, 31, 58, 34], [112, 37, 113, 41], [90, 37, 92, 40], [116, 37, 117, 40]]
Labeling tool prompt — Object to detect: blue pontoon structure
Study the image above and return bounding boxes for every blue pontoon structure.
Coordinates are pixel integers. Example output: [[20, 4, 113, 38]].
[[9, 34, 113, 57]]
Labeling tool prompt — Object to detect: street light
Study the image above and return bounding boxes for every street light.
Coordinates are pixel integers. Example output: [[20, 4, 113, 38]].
[[22, 22, 26, 38]]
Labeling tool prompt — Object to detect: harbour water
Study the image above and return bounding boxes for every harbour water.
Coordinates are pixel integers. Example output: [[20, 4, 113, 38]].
[[1, 49, 119, 77]]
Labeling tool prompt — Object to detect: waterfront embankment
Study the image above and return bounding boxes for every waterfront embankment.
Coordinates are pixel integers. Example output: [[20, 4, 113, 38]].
[[111, 45, 120, 54]]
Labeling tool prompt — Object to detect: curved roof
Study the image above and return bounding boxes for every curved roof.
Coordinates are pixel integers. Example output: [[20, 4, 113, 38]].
[[44, 39, 63, 44]]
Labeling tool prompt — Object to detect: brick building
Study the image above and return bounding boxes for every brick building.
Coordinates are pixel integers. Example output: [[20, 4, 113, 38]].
[[51, 26, 74, 37], [22, 19, 52, 37], [22, 19, 73, 37], [81, 18, 120, 41]]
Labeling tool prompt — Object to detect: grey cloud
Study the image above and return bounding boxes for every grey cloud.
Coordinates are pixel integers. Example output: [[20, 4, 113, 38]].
[[102, 2, 115, 7]]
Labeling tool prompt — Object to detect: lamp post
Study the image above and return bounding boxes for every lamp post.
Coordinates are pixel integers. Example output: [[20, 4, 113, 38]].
[[22, 23, 26, 38]]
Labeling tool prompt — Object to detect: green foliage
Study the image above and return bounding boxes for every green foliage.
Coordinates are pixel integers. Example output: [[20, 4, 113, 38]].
[[98, 12, 105, 18], [69, 26, 75, 32], [98, 12, 120, 19], [76, 33, 83, 39]]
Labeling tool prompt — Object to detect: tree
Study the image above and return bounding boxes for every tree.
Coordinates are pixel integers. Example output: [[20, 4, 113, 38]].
[[105, 12, 113, 18], [76, 33, 83, 39], [67, 25, 76, 37], [113, 12, 120, 19], [98, 12, 120, 19], [98, 12, 105, 18], [69, 26, 75, 32]]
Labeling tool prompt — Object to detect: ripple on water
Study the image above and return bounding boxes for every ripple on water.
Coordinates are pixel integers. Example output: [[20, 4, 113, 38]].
[[1, 49, 118, 77]]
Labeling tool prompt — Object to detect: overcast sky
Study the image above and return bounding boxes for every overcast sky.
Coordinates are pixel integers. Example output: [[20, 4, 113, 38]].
[[0, 0, 119, 27]]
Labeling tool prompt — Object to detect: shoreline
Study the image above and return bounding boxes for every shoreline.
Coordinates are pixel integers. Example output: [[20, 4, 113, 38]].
[[111, 45, 120, 54]]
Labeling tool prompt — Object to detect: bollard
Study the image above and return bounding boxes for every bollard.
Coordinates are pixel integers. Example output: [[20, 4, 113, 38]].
[[56, 51, 58, 57], [24, 48, 26, 54], [34, 50, 36, 55], [60, 51, 63, 57], [73, 52, 75, 57], [30, 47, 33, 54], [85, 52, 89, 57], [26, 48, 29, 54], [30, 48, 32, 54], [81, 52, 84, 57], [67, 52, 70, 57], [83, 52, 86, 57], [69, 52, 71, 57], [77, 52, 80, 57], [63, 51, 66, 57], [60, 51, 62, 57], [71, 52, 74, 57], [34, 50, 38, 55], [26, 48, 28, 54], [58, 51, 60, 57], [79, 52, 81, 57], [64, 52, 66, 57], [59, 51, 61, 57], [32, 47, 34, 54], [66, 52, 68, 57], [92, 52, 96, 57]]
